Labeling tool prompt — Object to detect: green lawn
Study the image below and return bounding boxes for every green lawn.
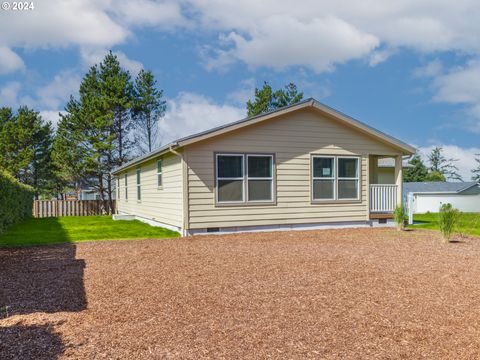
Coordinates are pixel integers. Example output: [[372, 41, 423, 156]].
[[413, 212, 480, 237], [0, 216, 179, 247]]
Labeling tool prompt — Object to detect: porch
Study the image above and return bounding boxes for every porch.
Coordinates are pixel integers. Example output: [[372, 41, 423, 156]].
[[368, 155, 403, 219]]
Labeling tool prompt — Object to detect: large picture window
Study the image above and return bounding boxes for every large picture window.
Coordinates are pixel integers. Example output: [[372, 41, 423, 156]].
[[312, 156, 359, 201], [216, 153, 274, 204]]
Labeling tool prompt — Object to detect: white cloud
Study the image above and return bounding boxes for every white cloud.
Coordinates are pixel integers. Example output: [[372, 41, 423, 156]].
[[413, 59, 443, 78], [205, 15, 379, 73], [0, 81, 21, 107], [226, 78, 256, 105], [0, 47, 24, 74], [33, 70, 81, 110], [418, 145, 480, 181], [188, 0, 480, 71], [113, 0, 187, 28], [159, 92, 244, 144], [39, 110, 64, 127]]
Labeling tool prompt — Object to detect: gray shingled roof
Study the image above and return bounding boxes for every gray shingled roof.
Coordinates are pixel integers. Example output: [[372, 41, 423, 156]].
[[404, 182, 478, 194]]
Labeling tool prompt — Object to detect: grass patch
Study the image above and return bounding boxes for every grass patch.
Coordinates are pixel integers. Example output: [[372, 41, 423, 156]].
[[413, 212, 480, 237], [0, 216, 179, 247]]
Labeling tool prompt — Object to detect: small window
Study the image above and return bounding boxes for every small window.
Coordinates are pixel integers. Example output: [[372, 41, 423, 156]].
[[157, 160, 163, 188], [247, 155, 273, 201], [312, 156, 335, 200], [136, 169, 141, 201], [216, 154, 244, 202], [124, 173, 128, 200]]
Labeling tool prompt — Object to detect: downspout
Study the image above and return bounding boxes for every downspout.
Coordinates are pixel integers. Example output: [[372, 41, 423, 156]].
[[169, 145, 189, 236]]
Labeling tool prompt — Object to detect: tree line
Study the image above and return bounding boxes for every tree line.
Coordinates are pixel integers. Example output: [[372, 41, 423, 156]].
[[0, 52, 479, 212]]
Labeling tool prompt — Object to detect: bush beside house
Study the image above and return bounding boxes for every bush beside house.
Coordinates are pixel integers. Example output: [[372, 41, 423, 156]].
[[0, 170, 34, 233]]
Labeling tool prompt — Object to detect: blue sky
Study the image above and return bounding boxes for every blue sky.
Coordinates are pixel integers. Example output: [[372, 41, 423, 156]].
[[1, 0, 480, 179]]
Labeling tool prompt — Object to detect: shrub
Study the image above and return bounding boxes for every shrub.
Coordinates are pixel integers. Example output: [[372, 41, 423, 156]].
[[393, 205, 407, 230], [0, 169, 34, 233], [438, 203, 460, 243]]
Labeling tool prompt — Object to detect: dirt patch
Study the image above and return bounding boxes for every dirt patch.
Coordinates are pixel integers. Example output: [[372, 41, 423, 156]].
[[1, 228, 480, 359]]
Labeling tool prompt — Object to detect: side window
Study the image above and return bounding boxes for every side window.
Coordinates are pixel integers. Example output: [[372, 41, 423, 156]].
[[124, 173, 128, 200], [247, 155, 273, 201], [157, 160, 163, 188], [337, 157, 359, 200], [216, 154, 244, 202], [312, 157, 335, 200], [136, 169, 141, 201]]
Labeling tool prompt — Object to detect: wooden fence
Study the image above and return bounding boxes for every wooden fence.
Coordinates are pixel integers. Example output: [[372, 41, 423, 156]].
[[32, 200, 116, 218]]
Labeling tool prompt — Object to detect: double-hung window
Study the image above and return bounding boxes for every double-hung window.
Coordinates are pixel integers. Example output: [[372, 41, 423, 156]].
[[247, 155, 273, 202], [216, 154, 274, 204], [136, 169, 141, 201], [312, 156, 359, 201], [124, 173, 128, 200], [157, 160, 163, 188], [216, 154, 244, 203]]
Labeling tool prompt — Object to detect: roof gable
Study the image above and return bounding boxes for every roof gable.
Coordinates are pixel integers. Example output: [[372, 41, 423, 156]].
[[113, 98, 415, 174]]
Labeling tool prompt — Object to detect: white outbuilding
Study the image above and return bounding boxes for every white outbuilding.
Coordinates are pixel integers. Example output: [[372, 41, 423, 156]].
[[404, 182, 480, 215]]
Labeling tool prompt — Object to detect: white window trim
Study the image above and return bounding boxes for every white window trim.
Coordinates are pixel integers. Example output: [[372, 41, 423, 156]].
[[157, 160, 163, 189], [215, 153, 245, 204], [136, 168, 141, 202], [311, 155, 360, 202], [312, 155, 336, 201], [124, 173, 128, 201], [337, 156, 360, 200], [246, 154, 274, 203]]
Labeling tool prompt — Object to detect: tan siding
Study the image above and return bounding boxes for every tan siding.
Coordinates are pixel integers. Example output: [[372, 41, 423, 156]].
[[185, 108, 401, 229], [116, 152, 183, 228]]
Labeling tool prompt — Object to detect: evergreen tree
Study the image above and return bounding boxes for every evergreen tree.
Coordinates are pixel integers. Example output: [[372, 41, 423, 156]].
[[0, 106, 55, 198], [52, 52, 136, 213], [425, 170, 446, 182], [246, 82, 303, 117], [403, 154, 428, 182], [427, 147, 462, 181], [472, 154, 480, 182], [132, 69, 166, 154]]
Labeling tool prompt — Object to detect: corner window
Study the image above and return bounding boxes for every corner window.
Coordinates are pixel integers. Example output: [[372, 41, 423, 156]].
[[124, 173, 128, 200], [216, 153, 274, 204], [157, 160, 163, 188], [136, 169, 141, 201], [312, 156, 360, 201]]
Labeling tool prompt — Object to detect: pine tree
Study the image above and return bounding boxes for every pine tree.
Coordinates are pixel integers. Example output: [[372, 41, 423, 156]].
[[246, 82, 303, 117], [132, 69, 166, 154], [0, 106, 55, 198], [403, 154, 428, 182], [52, 52, 136, 213], [427, 147, 462, 181], [472, 154, 480, 182]]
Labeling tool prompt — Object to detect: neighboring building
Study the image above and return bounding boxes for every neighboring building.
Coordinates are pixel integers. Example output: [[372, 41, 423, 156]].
[[79, 188, 116, 201], [404, 182, 480, 213], [112, 98, 415, 235]]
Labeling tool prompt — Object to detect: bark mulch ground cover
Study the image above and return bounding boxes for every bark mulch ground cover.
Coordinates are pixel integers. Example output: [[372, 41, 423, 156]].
[[1, 228, 480, 359]]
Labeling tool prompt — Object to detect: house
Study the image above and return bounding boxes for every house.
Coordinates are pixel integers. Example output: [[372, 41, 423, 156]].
[[112, 98, 415, 235], [404, 181, 480, 214]]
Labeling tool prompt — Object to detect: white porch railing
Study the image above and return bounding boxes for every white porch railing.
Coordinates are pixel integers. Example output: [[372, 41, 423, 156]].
[[369, 184, 398, 213]]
